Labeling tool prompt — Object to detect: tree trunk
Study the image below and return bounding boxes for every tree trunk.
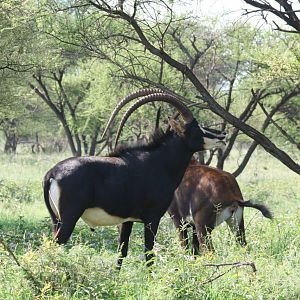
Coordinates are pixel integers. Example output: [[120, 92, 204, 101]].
[[4, 133, 17, 153], [89, 125, 100, 156]]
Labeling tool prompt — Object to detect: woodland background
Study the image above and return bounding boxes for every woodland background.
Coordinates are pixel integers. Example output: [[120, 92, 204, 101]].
[[0, 1, 299, 299]]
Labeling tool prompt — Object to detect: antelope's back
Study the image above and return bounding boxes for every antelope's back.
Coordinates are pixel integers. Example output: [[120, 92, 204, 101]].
[[170, 163, 243, 218]]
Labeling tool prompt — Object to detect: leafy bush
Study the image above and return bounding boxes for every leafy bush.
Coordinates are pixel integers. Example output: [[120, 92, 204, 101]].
[[0, 179, 37, 203], [20, 239, 121, 299]]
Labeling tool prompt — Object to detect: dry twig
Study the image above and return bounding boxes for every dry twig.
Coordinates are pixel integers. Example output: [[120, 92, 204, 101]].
[[200, 261, 256, 285]]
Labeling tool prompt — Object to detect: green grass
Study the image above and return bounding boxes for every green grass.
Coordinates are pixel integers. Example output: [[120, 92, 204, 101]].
[[0, 151, 300, 299]]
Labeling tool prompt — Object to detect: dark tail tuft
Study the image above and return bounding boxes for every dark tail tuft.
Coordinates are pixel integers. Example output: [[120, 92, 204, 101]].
[[239, 200, 273, 219]]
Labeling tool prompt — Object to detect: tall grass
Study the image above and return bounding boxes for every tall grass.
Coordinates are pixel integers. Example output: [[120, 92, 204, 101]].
[[0, 150, 299, 299]]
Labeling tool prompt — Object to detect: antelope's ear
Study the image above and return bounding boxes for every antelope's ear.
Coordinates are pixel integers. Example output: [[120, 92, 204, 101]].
[[168, 118, 185, 136]]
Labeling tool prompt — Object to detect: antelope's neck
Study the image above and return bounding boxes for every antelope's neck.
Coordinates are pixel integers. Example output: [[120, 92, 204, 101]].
[[158, 136, 193, 185]]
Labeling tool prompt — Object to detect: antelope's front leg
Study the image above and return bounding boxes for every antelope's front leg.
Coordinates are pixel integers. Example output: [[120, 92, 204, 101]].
[[144, 219, 160, 267], [117, 221, 133, 270]]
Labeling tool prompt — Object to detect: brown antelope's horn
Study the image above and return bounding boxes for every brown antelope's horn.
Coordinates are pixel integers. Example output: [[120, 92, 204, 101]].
[[100, 88, 164, 140], [114, 93, 194, 147]]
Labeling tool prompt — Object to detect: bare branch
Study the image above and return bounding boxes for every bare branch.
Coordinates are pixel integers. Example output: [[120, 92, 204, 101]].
[[200, 261, 256, 285], [233, 85, 300, 176], [243, 0, 300, 33], [259, 102, 300, 149]]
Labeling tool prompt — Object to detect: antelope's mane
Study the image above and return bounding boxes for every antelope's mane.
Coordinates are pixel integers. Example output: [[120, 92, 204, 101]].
[[108, 129, 173, 157]]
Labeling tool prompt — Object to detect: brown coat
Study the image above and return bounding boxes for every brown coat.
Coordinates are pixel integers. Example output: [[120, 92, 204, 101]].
[[168, 160, 272, 254]]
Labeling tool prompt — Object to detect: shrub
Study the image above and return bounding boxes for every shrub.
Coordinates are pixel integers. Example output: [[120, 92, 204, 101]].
[[0, 179, 37, 203]]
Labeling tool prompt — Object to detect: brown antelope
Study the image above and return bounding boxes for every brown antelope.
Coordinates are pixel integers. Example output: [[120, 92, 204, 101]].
[[168, 159, 273, 254]]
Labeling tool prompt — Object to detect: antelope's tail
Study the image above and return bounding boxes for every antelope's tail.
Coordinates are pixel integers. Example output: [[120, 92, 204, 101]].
[[43, 175, 61, 224], [238, 200, 273, 219]]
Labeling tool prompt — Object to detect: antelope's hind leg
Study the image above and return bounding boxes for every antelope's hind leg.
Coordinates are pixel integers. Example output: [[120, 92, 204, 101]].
[[193, 211, 215, 253], [173, 217, 189, 250], [179, 221, 189, 251], [192, 224, 200, 255], [53, 199, 86, 245], [226, 206, 247, 246], [54, 204, 85, 244]]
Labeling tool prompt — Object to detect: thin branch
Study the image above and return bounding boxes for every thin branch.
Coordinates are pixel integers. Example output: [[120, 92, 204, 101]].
[[243, 0, 300, 33], [233, 86, 300, 176], [259, 102, 300, 149], [200, 261, 256, 285]]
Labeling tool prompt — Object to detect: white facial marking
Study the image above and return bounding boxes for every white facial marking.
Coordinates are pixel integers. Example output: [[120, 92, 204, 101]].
[[203, 137, 225, 150], [49, 178, 61, 220], [200, 126, 227, 138], [81, 207, 142, 228], [200, 126, 227, 150], [200, 127, 208, 135]]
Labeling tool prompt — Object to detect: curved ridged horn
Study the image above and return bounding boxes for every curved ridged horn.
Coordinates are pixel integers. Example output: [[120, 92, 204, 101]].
[[100, 88, 164, 140], [166, 102, 207, 133], [114, 93, 194, 147]]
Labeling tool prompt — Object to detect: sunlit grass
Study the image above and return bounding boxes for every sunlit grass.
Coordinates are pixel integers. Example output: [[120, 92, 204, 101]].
[[0, 153, 68, 183], [0, 149, 299, 299]]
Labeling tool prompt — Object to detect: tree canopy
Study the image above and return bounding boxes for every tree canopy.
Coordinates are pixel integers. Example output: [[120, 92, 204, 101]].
[[0, 0, 299, 175]]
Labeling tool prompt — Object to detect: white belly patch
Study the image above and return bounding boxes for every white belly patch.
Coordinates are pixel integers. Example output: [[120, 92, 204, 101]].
[[81, 207, 142, 228]]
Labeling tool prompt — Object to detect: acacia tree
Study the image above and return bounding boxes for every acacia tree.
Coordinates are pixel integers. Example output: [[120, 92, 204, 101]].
[[0, 1, 34, 152], [162, 22, 280, 171], [0, 1, 35, 72], [212, 25, 300, 172], [243, 0, 300, 33], [1, 2, 105, 156], [29, 66, 100, 156], [0, 76, 18, 153], [44, 0, 300, 174]]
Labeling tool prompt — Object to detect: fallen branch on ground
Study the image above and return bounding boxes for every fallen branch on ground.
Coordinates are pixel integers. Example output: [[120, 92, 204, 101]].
[[200, 261, 256, 285]]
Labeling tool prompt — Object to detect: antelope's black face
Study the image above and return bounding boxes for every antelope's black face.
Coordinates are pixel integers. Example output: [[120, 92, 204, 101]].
[[184, 120, 227, 152]]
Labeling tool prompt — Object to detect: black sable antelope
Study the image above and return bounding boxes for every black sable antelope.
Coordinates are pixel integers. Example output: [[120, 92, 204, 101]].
[[43, 89, 227, 269], [168, 159, 273, 254]]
